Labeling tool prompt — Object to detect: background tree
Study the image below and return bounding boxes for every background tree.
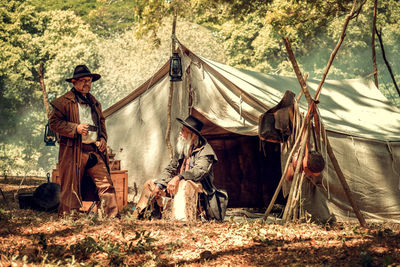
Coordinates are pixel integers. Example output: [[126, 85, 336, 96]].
[[0, 1, 101, 176], [131, 0, 400, 105]]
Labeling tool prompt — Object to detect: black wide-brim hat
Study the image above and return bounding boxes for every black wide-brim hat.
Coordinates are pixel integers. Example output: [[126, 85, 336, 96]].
[[65, 64, 101, 83], [176, 115, 206, 144]]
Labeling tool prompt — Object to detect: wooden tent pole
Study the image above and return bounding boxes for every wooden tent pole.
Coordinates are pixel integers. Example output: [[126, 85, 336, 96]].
[[371, 0, 379, 88], [296, 73, 308, 102], [311, 0, 367, 227], [166, 9, 177, 159], [38, 63, 50, 118], [315, 0, 358, 101], [283, 37, 313, 105], [376, 28, 400, 98]]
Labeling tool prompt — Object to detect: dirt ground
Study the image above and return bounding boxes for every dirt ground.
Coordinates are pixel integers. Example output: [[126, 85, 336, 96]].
[[1, 177, 399, 266]]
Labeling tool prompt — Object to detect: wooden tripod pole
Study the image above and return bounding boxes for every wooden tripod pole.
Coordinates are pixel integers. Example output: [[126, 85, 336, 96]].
[[322, 127, 366, 227], [311, 0, 366, 227], [263, 120, 307, 220], [283, 37, 312, 104], [282, 124, 309, 222], [282, 6, 367, 226]]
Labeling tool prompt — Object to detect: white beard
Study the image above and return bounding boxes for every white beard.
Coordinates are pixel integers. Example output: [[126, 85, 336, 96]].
[[176, 135, 192, 157]]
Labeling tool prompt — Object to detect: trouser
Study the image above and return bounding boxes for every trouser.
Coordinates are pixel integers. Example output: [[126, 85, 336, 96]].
[[133, 180, 165, 218], [81, 152, 119, 218], [133, 179, 203, 221]]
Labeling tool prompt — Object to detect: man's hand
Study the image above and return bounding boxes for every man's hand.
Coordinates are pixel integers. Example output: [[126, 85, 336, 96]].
[[77, 123, 89, 136], [152, 185, 163, 197], [97, 138, 107, 152], [167, 176, 181, 196]]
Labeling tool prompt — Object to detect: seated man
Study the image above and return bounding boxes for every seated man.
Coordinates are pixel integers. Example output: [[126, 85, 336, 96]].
[[133, 115, 222, 221]]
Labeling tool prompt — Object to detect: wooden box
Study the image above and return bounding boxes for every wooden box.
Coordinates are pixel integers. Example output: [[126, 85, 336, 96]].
[[110, 170, 128, 211], [52, 167, 128, 212]]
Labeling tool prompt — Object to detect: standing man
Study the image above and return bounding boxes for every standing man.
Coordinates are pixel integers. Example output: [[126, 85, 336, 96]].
[[49, 65, 118, 217], [133, 115, 227, 221]]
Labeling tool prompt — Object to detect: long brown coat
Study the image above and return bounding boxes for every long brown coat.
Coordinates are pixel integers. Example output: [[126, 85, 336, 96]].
[[49, 90, 109, 213]]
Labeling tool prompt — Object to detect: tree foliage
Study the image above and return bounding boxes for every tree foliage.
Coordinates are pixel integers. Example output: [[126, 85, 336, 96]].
[[0, 1, 101, 175], [132, 0, 400, 105], [30, 0, 136, 36]]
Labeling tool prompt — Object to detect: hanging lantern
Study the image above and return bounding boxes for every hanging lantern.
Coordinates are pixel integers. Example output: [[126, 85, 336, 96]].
[[44, 121, 57, 146], [169, 52, 182, 82]]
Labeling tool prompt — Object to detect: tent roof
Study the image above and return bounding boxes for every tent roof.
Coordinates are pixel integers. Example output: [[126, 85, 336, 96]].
[[104, 45, 400, 142]]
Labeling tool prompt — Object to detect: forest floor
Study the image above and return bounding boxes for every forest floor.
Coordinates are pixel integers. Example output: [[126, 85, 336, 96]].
[[0, 177, 399, 267]]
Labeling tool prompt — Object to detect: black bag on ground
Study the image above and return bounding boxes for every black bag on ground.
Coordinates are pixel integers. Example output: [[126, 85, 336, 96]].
[[32, 173, 60, 212], [204, 189, 228, 221]]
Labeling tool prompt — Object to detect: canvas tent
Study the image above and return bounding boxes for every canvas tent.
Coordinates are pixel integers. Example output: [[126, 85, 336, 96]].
[[104, 44, 400, 222]]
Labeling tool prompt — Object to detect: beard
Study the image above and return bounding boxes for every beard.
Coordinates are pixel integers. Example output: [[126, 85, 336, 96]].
[[176, 134, 192, 157]]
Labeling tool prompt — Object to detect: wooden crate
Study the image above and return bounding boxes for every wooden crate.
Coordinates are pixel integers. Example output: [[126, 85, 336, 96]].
[[110, 170, 128, 211], [51, 167, 128, 211]]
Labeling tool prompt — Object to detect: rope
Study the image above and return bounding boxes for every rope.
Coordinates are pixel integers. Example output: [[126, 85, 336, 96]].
[[172, 34, 184, 56]]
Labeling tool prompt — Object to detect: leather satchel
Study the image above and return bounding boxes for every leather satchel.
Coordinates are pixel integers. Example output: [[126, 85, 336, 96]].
[[258, 90, 296, 143]]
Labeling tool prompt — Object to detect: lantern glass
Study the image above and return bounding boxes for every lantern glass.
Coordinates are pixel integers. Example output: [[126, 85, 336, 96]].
[[44, 122, 57, 146], [169, 52, 182, 82]]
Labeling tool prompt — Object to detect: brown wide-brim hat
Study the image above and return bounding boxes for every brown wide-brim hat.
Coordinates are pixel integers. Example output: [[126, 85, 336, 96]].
[[176, 115, 206, 144], [65, 64, 101, 83]]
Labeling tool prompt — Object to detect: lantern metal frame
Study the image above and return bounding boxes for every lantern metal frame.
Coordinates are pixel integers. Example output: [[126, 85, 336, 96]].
[[169, 52, 183, 82], [44, 121, 57, 146]]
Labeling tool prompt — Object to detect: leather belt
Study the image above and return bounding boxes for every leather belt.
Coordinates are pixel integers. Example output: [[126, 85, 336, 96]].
[[81, 143, 97, 153]]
